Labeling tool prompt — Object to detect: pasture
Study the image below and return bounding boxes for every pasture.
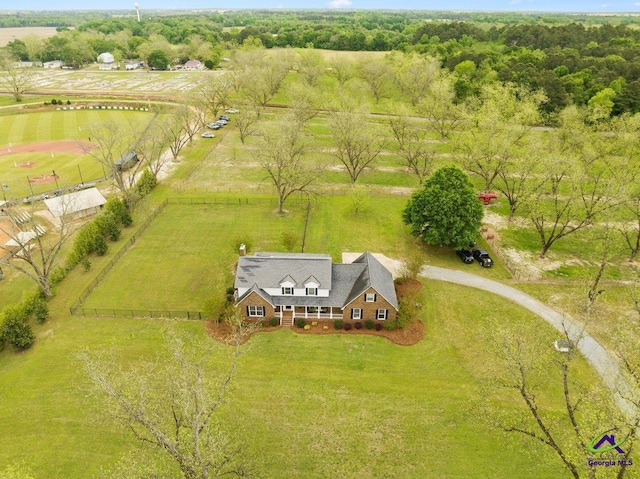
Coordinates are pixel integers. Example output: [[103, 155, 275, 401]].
[[0, 108, 155, 196], [0, 27, 59, 46]]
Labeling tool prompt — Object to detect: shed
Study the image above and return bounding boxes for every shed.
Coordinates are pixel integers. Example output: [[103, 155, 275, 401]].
[[115, 151, 139, 171], [97, 52, 115, 64], [44, 187, 107, 221]]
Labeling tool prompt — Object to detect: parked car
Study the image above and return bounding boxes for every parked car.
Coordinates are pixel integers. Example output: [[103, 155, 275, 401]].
[[219, 115, 230, 121], [206, 122, 220, 129], [217, 119, 228, 125], [225, 108, 239, 114], [456, 249, 474, 264], [201, 132, 215, 138], [471, 248, 493, 267]]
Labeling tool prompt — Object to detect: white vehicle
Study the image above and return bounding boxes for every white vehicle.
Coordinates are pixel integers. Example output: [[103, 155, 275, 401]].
[[201, 132, 216, 138], [225, 108, 239, 114]]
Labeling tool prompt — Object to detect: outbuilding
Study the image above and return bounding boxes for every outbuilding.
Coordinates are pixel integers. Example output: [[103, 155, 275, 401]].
[[44, 187, 107, 222]]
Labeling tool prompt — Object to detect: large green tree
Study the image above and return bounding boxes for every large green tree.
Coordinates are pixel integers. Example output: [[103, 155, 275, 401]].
[[403, 166, 483, 249]]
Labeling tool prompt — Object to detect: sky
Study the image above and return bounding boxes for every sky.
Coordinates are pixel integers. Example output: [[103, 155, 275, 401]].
[[4, 0, 640, 12]]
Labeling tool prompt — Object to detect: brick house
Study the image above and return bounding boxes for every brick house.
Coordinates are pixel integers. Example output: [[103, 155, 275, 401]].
[[234, 252, 398, 326]]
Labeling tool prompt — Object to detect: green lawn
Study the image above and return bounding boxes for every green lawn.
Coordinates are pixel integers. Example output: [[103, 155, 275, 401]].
[[0, 279, 609, 478]]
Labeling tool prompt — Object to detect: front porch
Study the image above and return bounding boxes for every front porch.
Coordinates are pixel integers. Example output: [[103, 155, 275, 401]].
[[275, 306, 343, 325]]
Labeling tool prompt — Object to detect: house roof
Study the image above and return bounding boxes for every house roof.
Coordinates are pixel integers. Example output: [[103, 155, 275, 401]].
[[234, 251, 398, 310], [235, 253, 332, 290], [343, 252, 398, 309], [184, 59, 203, 68], [44, 187, 107, 218]]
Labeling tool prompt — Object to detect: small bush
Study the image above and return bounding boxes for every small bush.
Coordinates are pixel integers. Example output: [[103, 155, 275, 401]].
[[344, 323, 352, 331], [365, 319, 375, 330], [135, 169, 158, 198], [295, 318, 305, 328], [383, 321, 398, 331], [270, 317, 279, 327], [354, 322, 362, 330], [226, 287, 235, 295], [105, 198, 132, 227], [66, 100, 71, 105], [32, 299, 49, 324], [51, 99, 57, 105], [334, 320, 343, 330], [375, 323, 383, 331], [1, 305, 35, 351], [303, 324, 311, 330], [49, 266, 67, 287], [81, 257, 91, 272], [94, 212, 121, 241], [225, 294, 234, 304]]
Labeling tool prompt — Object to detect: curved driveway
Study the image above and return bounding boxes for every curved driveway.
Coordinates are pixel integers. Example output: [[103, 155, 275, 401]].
[[420, 265, 637, 419]]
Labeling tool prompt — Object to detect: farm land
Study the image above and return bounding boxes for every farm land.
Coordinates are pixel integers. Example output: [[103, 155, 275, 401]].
[[0, 47, 639, 478]]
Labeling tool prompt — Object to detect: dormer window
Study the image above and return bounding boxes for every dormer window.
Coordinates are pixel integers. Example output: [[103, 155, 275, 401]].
[[306, 287, 317, 296], [282, 287, 294, 295]]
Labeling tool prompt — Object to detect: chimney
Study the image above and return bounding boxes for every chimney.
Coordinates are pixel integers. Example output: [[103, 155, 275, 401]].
[[239, 243, 246, 256]]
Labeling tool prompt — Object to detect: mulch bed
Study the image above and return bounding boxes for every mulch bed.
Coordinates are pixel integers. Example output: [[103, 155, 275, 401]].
[[207, 279, 426, 346]]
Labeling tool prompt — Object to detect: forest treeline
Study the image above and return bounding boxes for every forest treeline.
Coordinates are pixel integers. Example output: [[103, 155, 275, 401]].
[[4, 10, 640, 116]]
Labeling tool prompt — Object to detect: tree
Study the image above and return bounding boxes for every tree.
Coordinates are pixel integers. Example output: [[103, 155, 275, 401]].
[[454, 84, 545, 191], [388, 110, 437, 185], [358, 59, 393, 104], [0, 204, 75, 298], [77, 327, 253, 479], [147, 49, 169, 70], [329, 57, 354, 87], [83, 117, 143, 208], [198, 74, 232, 120], [330, 108, 385, 184], [157, 109, 192, 161], [296, 48, 325, 87], [394, 54, 440, 106], [403, 166, 483, 250], [1, 304, 35, 351], [0, 51, 34, 102], [418, 73, 467, 139], [135, 116, 172, 180], [286, 82, 320, 129], [234, 109, 260, 144], [256, 118, 323, 214]]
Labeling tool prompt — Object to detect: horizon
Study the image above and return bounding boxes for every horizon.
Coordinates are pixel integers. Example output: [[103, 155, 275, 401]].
[[3, 2, 640, 13]]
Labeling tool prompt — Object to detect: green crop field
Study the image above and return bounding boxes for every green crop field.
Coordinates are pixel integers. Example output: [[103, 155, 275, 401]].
[[0, 109, 155, 196]]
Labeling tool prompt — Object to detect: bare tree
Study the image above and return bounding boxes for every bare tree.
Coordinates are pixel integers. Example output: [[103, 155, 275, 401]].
[[198, 73, 233, 119], [483, 321, 635, 479], [0, 203, 75, 298], [77, 327, 254, 479], [0, 51, 34, 102], [330, 108, 385, 184], [296, 48, 325, 87], [157, 110, 192, 161], [240, 51, 290, 114], [135, 117, 172, 180], [393, 54, 440, 106], [84, 118, 142, 208], [286, 81, 320, 129], [329, 57, 354, 87], [388, 110, 437, 184], [234, 109, 260, 144], [256, 117, 324, 214], [358, 59, 393, 104]]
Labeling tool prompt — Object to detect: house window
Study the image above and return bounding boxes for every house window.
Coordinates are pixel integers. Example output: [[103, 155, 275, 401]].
[[247, 306, 265, 317], [306, 287, 317, 296], [376, 309, 388, 320], [281, 287, 294, 295], [351, 308, 362, 320], [365, 293, 376, 302]]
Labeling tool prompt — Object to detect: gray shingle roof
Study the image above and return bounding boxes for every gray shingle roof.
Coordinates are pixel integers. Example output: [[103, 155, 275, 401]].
[[344, 252, 399, 309], [234, 253, 332, 290]]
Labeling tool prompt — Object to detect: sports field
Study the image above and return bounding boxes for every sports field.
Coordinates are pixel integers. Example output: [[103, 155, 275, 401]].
[[0, 109, 154, 197]]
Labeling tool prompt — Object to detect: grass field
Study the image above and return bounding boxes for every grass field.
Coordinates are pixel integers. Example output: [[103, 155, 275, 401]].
[[0, 278, 609, 478], [0, 27, 59, 46], [0, 109, 155, 196]]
